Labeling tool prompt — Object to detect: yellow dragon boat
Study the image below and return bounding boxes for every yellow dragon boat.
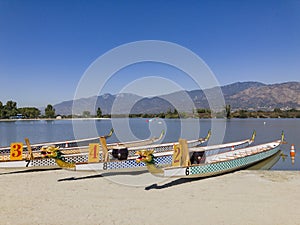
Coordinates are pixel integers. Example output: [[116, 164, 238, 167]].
[[0, 129, 165, 171]]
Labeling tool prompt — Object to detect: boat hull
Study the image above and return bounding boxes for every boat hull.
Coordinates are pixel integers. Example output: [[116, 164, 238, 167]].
[[0, 138, 204, 170], [164, 145, 281, 178], [75, 138, 253, 172], [76, 154, 172, 171], [0, 129, 163, 155], [0, 159, 59, 171]]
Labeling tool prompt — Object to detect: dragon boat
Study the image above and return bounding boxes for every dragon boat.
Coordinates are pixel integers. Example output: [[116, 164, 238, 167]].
[[0, 129, 165, 171], [0, 130, 208, 171], [0, 128, 115, 155], [39, 130, 212, 171], [42, 131, 255, 173], [0, 128, 166, 155], [136, 132, 285, 178]]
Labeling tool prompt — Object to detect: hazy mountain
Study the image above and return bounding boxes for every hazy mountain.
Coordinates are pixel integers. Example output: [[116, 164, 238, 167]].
[[226, 82, 300, 110], [55, 93, 143, 115], [53, 81, 300, 115]]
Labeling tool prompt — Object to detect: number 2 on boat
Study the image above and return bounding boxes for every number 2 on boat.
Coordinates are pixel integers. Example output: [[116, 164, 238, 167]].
[[10, 143, 23, 160], [172, 144, 182, 166], [88, 143, 99, 163]]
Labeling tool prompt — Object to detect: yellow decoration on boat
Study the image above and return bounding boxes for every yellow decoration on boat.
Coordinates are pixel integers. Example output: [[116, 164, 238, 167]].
[[10, 142, 23, 160], [88, 143, 100, 163], [179, 139, 191, 167], [135, 149, 163, 175], [172, 139, 190, 167], [40, 145, 75, 169], [172, 144, 182, 166], [100, 136, 109, 162]]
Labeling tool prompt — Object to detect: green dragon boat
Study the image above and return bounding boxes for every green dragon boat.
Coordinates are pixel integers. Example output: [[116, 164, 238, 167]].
[[136, 132, 285, 178]]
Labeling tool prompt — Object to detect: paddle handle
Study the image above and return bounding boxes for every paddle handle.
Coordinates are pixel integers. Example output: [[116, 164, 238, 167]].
[[24, 138, 34, 161]]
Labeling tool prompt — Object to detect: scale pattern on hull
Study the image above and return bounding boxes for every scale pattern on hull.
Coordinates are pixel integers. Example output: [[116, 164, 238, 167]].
[[190, 147, 280, 177], [107, 155, 172, 170]]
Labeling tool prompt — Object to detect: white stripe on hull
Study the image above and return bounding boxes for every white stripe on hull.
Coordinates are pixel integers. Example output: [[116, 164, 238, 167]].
[[76, 163, 104, 171], [0, 161, 28, 168]]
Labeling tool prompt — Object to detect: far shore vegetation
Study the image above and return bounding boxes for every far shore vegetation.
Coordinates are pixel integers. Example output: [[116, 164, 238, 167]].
[[0, 100, 300, 120]]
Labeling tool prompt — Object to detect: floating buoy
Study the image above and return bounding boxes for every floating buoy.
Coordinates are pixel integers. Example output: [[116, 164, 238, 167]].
[[290, 144, 295, 165], [290, 144, 295, 157]]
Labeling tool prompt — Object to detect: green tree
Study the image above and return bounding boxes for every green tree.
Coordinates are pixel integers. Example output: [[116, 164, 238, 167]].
[[18, 107, 41, 118], [273, 108, 282, 113], [0, 101, 3, 119], [82, 111, 91, 118], [197, 108, 206, 113], [225, 105, 231, 119], [288, 108, 297, 112], [238, 110, 248, 118], [3, 100, 18, 118], [96, 107, 102, 118], [165, 108, 179, 119], [45, 104, 56, 118]]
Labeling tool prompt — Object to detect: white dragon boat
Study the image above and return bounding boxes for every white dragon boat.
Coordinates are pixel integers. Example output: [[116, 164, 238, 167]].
[[0, 128, 114, 155], [42, 131, 255, 173], [136, 132, 285, 178], [0, 128, 167, 155], [0, 129, 164, 171]]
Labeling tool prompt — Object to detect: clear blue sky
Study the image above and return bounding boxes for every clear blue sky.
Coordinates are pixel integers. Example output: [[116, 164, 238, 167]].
[[0, 0, 299, 107]]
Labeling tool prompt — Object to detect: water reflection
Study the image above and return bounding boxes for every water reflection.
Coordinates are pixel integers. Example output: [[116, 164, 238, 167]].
[[248, 151, 282, 170], [0, 118, 299, 170]]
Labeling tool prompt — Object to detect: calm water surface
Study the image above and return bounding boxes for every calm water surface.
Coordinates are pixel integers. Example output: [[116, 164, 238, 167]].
[[0, 118, 299, 170]]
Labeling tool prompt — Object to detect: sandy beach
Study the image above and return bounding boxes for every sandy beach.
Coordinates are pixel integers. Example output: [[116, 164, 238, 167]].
[[0, 169, 299, 225]]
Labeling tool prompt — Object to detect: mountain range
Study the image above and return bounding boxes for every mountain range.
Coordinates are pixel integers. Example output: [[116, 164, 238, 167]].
[[53, 81, 300, 115]]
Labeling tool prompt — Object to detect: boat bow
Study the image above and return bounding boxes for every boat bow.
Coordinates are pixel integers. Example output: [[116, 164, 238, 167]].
[[41, 146, 75, 169], [135, 150, 163, 175]]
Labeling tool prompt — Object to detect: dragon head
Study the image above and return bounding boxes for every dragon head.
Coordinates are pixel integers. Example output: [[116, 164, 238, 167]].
[[135, 149, 155, 164], [40, 145, 62, 159], [40, 145, 75, 169]]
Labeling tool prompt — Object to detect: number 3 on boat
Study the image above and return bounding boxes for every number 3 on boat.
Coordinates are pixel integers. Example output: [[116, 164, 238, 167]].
[[10, 143, 23, 160]]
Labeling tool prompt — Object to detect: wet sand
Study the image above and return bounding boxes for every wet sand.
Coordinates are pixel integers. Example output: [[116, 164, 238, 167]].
[[0, 169, 300, 225]]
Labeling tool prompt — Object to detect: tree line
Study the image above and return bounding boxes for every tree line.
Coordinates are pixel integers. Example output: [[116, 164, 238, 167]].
[[0, 100, 56, 119], [1, 100, 299, 119], [127, 106, 300, 119], [0, 101, 103, 119]]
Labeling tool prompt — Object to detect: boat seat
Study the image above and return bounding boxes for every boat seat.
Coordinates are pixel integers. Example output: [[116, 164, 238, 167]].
[[227, 154, 239, 159], [217, 157, 228, 161], [207, 157, 220, 163], [237, 152, 247, 157]]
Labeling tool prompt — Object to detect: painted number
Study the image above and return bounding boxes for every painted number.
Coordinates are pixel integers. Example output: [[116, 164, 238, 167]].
[[92, 145, 97, 158], [172, 144, 182, 166], [103, 162, 107, 170], [174, 146, 181, 163], [185, 167, 190, 176], [88, 143, 99, 163], [10, 143, 23, 160]]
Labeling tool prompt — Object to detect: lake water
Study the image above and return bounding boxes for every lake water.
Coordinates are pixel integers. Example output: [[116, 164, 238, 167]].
[[0, 118, 299, 170]]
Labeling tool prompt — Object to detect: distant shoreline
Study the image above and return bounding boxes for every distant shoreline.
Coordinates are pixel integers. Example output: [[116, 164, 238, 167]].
[[0, 118, 111, 122], [0, 117, 299, 122]]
